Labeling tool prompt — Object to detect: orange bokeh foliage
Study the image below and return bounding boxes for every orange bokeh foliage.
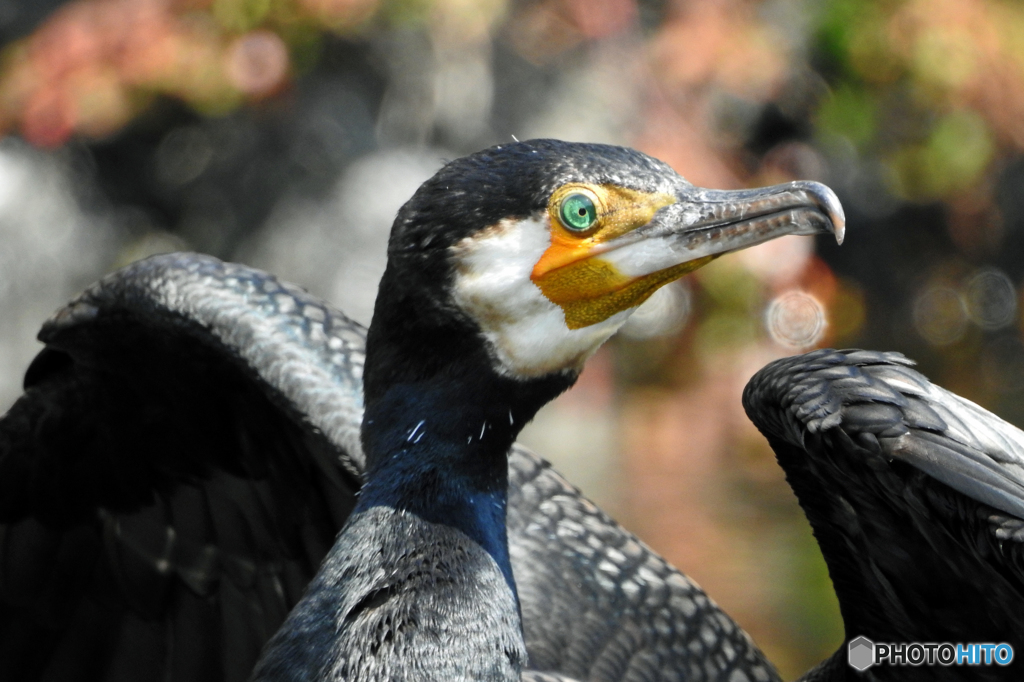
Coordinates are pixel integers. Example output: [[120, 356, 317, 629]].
[[0, 0, 376, 147]]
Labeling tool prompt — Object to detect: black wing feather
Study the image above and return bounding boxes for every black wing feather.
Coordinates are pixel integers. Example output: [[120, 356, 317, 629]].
[[744, 349, 1024, 681], [0, 254, 361, 681]]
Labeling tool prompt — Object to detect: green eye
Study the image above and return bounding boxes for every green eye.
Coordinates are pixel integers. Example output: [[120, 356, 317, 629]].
[[558, 192, 598, 232]]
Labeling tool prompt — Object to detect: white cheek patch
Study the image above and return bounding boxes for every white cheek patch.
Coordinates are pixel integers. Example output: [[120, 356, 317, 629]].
[[450, 216, 630, 379]]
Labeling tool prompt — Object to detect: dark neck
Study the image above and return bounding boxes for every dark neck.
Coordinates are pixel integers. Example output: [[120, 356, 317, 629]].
[[251, 358, 575, 682], [359, 365, 574, 590]]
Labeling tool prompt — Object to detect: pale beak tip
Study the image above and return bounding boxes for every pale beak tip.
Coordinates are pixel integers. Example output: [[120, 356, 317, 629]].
[[826, 192, 846, 245], [800, 180, 845, 246], [834, 220, 846, 246]]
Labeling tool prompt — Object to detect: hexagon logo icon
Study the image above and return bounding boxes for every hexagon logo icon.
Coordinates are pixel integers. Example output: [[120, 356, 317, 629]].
[[848, 636, 875, 671]]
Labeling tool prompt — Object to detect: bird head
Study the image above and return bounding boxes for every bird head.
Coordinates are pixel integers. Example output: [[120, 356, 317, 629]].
[[365, 139, 844, 404]]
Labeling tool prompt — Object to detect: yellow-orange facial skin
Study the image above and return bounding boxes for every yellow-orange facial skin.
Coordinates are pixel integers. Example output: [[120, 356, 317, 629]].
[[531, 183, 707, 330]]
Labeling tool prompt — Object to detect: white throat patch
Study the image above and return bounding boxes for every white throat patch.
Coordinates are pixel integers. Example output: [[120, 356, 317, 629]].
[[450, 216, 631, 379]]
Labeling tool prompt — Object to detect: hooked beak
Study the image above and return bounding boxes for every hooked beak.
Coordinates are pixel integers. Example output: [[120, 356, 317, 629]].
[[612, 179, 844, 259], [532, 180, 845, 330]]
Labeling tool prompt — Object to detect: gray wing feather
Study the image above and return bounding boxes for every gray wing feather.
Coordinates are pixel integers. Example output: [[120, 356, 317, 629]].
[[744, 348, 1024, 523], [509, 447, 778, 682]]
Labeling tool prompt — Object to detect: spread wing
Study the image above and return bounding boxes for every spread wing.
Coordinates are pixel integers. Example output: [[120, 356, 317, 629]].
[[744, 348, 1024, 522], [0, 254, 365, 682], [1, 252, 778, 682], [744, 349, 1024, 679], [509, 449, 776, 682]]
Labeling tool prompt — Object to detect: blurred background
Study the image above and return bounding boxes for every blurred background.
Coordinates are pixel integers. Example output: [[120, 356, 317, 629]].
[[1, 0, 1023, 677]]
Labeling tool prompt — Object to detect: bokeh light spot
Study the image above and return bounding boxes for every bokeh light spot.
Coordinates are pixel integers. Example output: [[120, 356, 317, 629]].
[[964, 267, 1016, 330], [913, 285, 967, 346], [226, 30, 289, 97], [765, 291, 826, 348]]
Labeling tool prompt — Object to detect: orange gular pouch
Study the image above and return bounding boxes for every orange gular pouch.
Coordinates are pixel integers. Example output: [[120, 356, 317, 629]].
[[529, 182, 710, 330], [533, 254, 714, 330]]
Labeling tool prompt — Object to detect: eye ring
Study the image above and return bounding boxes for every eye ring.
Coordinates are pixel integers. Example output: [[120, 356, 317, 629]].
[[557, 192, 599, 232]]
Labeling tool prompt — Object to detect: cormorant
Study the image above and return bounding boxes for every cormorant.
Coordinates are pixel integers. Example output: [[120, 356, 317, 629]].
[[0, 139, 842, 681], [745, 349, 1024, 681]]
